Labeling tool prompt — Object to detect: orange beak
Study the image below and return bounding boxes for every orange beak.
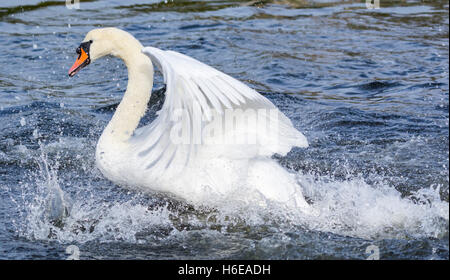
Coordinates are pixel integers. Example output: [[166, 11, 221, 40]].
[[68, 47, 90, 77]]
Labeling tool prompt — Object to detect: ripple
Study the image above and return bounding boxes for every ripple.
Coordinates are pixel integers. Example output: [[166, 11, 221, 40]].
[[0, 0, 448, 260]]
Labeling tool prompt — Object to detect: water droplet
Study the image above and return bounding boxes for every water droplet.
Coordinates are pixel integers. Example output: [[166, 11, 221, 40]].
[[20, 117, 26, 126], [33, 129, 39, 139]]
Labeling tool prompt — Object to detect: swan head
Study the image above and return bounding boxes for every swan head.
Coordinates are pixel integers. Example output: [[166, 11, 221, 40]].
[[68, 28, 143, 77]]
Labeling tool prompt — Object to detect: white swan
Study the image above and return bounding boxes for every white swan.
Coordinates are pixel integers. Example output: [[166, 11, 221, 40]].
[[68, 28, 312, 212]]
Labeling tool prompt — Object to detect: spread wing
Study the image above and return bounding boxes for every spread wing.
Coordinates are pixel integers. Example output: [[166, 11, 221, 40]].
[[129, 46, 308, 176]]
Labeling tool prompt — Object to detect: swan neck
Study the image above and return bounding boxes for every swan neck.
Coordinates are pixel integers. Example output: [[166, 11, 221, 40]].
[[102, 49, 154, 144]]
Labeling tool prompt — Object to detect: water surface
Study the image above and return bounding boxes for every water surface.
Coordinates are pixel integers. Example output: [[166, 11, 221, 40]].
[[0, 0, 448, 259]]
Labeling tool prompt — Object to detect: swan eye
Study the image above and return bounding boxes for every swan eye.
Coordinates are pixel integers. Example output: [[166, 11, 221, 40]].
[[79, 40, 92, 55]]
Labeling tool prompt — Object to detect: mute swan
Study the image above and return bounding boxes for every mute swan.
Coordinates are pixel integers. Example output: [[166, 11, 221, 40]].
[[68, 28, 312, 212]]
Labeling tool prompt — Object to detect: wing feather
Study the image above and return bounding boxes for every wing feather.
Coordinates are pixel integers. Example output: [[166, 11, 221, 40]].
[[130, 46, 308, 176]]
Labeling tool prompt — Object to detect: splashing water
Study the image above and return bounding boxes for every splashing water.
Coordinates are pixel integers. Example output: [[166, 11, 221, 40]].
[[0, 0, 448, 259], [9, 142, 448, 248], [298, 172, 448, 240]]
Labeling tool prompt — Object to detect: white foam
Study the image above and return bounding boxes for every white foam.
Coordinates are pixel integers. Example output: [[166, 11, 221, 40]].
[[297, 172, 449, 239], [9, 141, 449, 244]]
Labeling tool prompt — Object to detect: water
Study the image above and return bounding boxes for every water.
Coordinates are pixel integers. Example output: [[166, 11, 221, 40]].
[[0, 0, 448, 260]]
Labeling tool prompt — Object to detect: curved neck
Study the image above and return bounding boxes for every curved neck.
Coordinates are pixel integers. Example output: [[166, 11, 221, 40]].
[[101, 50, 154, 145]]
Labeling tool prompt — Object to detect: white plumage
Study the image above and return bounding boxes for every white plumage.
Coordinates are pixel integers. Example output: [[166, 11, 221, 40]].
[[72, 28, 312, 212]]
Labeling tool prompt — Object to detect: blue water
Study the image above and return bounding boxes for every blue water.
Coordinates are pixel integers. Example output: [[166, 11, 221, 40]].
[[0, 0, 448, 259]]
